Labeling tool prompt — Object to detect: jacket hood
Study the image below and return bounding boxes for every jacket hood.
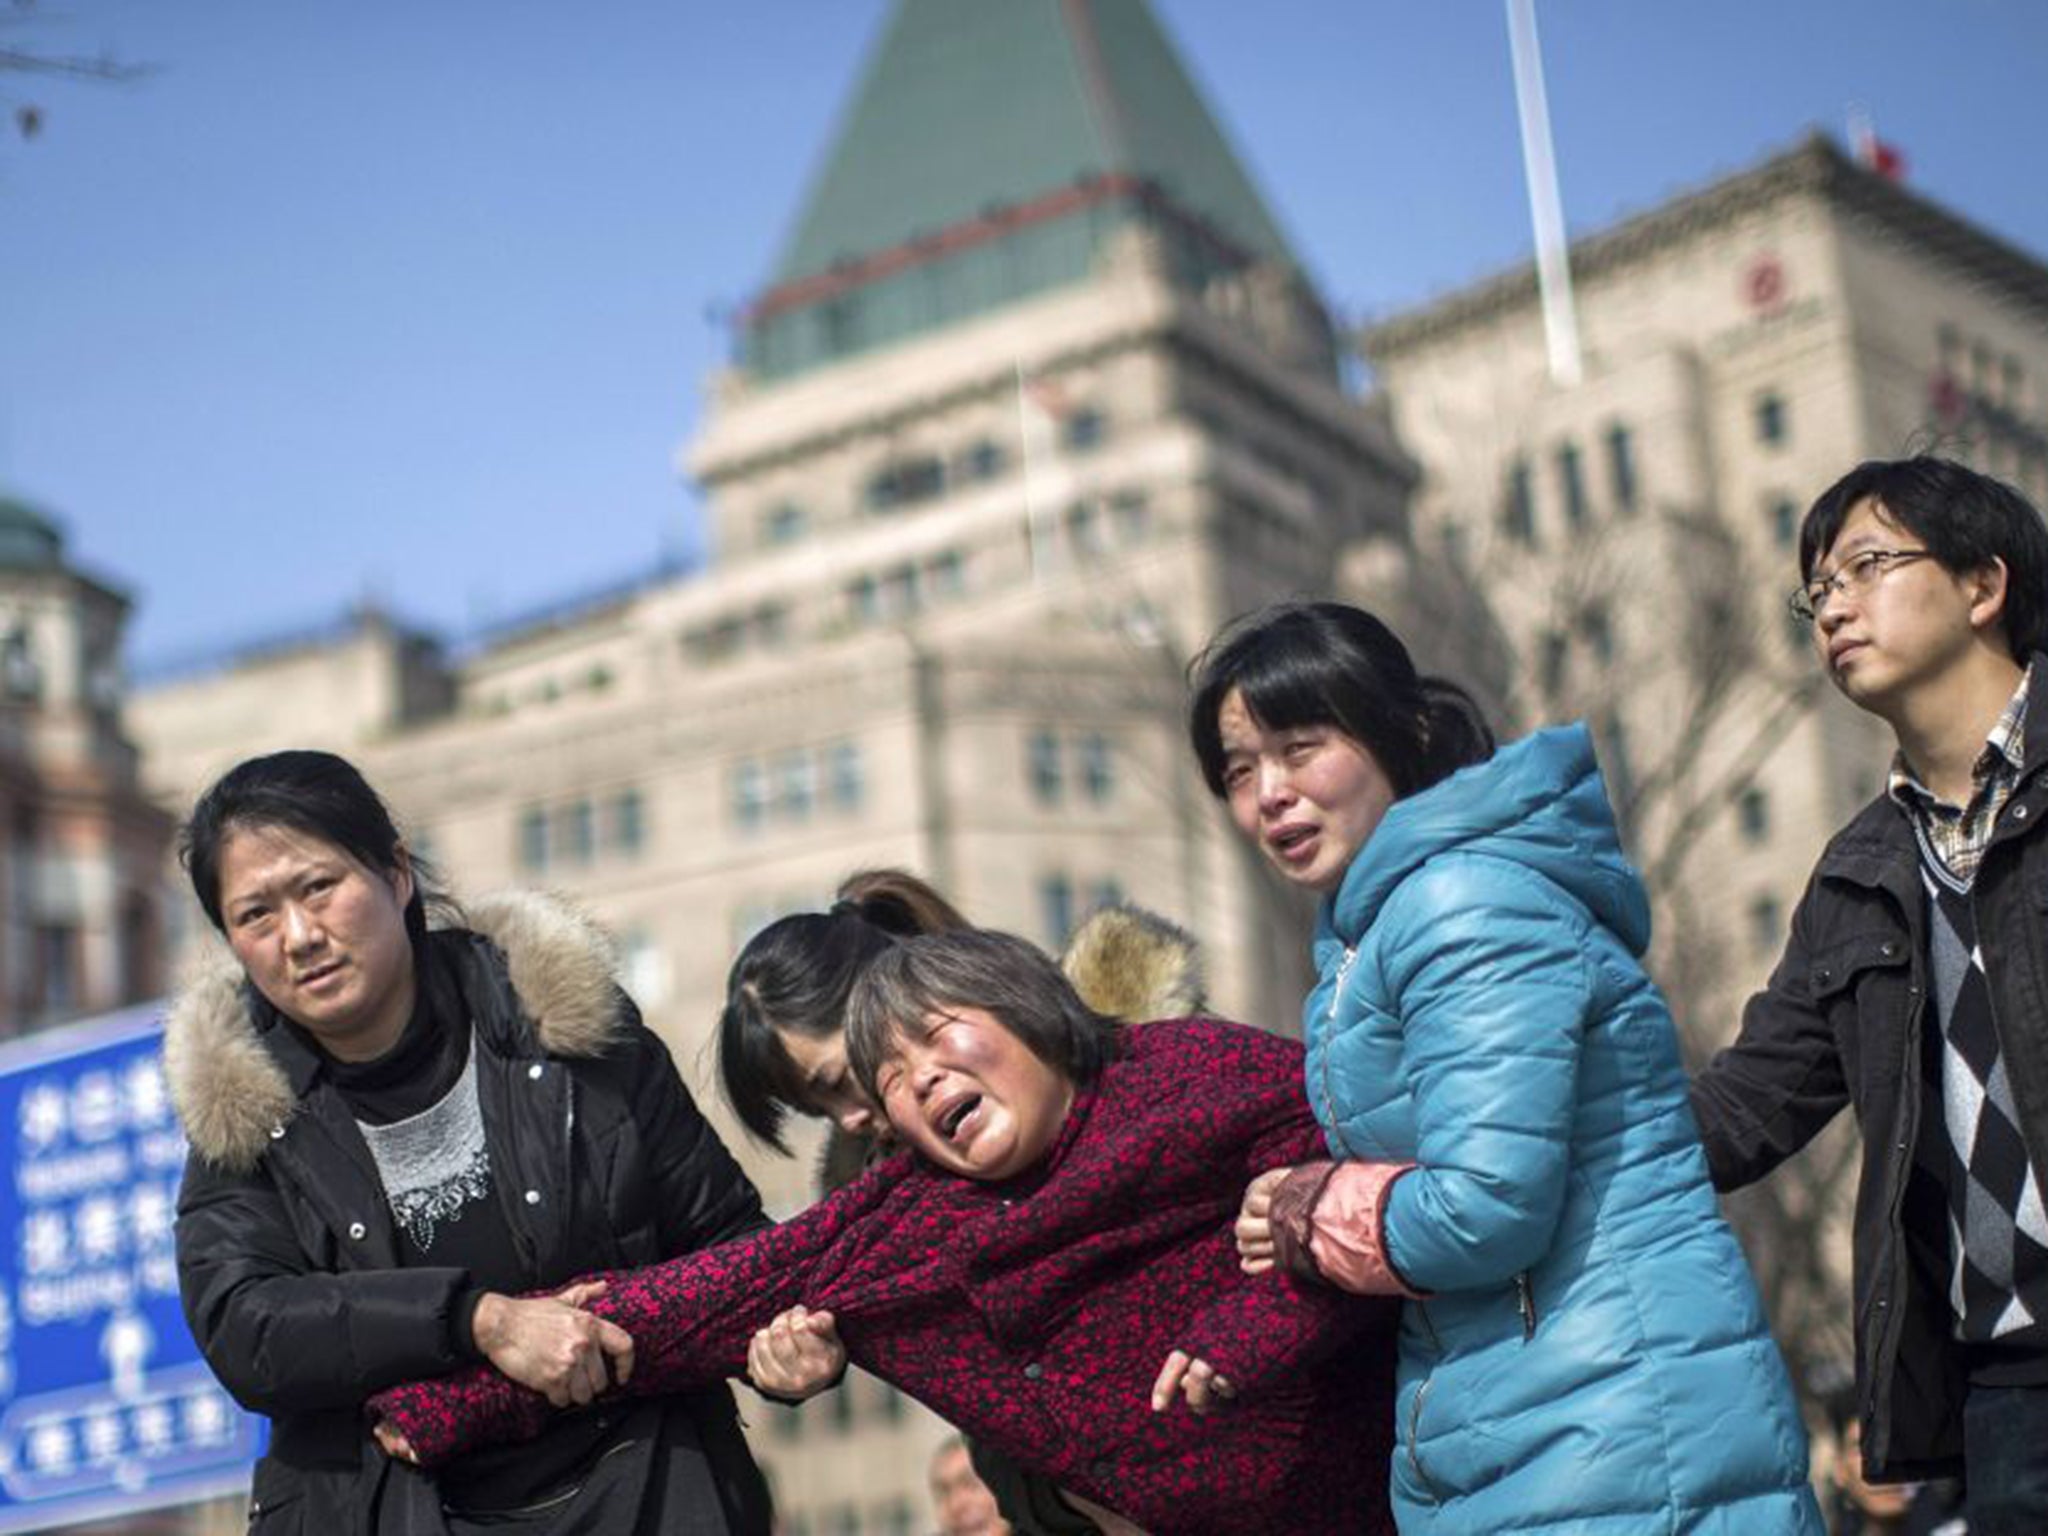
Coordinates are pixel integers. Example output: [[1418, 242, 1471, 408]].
[[814, 901, 1206, 1194], [1323, 723, 1650, 954], [1059, 901, 1206, 1022], [166, 889, 625, 1173]]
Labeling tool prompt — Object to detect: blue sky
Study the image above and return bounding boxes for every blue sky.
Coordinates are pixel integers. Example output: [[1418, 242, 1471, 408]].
[[4, 1, 2045, 671]]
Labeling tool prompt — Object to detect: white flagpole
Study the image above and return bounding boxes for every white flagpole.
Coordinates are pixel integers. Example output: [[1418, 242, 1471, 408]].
[[1015, 363, 1056, 583], [1506, 0, 1583, 387]]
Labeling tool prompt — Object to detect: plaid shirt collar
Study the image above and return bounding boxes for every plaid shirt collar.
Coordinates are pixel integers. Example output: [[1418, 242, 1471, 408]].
[[1889, 664, 2032, 883]]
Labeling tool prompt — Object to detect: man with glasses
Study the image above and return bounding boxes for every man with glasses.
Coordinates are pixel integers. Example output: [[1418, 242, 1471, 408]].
[[1691, 455, 2048, 1534]]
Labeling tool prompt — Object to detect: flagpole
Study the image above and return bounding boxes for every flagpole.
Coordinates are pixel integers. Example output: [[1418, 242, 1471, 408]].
[[1015, 362, 1055, 583], [1506, 0, 1582, 387]]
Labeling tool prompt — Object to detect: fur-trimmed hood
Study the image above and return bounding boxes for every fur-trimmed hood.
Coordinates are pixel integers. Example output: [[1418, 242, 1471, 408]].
[[1059, 902, 1205, 1023], [165, 890, 625, 1173]]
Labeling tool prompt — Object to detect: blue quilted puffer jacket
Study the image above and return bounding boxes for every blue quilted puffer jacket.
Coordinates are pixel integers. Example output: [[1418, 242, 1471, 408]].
[[1305, 724, 1822, 1535]]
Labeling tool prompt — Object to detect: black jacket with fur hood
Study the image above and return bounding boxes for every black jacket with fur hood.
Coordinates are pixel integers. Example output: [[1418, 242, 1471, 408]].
[[169, 891, 772, 1536]]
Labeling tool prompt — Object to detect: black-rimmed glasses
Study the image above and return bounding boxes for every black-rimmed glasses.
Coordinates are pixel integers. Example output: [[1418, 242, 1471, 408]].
[[1788, 547, 1933, 623]]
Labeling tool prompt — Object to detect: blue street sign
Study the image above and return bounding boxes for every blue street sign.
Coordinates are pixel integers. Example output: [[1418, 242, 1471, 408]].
[[0, 1005, 263, 1532]]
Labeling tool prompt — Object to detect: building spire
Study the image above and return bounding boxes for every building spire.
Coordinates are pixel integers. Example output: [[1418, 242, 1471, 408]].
[[744, 0, 1314, 381]]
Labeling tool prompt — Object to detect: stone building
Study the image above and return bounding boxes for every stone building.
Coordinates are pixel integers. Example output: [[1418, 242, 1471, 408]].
[[120, 17, 2048, 1534], [1353, 130, 2048, 1381], [1358, 129, 2048, 1033], [0, 495, 171, 1037], [127, 2, 1412, 1527]]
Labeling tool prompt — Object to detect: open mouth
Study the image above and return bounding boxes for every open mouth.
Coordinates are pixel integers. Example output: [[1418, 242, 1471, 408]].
[[937, 1094, 983, 1143], [1269, 824, 1317, 856]]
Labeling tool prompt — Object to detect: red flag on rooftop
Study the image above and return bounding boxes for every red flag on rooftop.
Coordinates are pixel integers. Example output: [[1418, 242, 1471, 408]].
[[1849, 110, 1907, 181]]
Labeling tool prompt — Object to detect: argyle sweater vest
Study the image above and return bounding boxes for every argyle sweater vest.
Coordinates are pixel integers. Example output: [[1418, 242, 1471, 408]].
[[1918, 827, 2048, 1370]]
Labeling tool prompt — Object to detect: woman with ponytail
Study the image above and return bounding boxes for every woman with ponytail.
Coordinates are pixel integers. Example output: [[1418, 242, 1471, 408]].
[[718, 869, 969, 1156], [1187, 602, 1821, 1535]]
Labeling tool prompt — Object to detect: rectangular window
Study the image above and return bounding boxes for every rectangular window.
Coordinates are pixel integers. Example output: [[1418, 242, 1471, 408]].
[[1502, 459, 1537, 546], [683, 619, 745, 663], [1079, 734, 1114, 804], [1604, 423, 1637, 514], [1738, 787, 1770, 844], [610, 789, 645, 855], [865, 456, 945, 511], [1063, 408, 1106, 452], [1028, 730, 1063, 805], [1580, 603, 1614, 664], [1755, 391, 1788, 446], [1771, 497, 1799, 549], [732, 761, 768, 832], [1539, 632, 1568, 701], [557, 799, 595, 866], [828, 742, 863, 812], [762, 503, 807, 546], [39, 925, 76, 1016], [1555, 441, 1587, 528], [775, 752, 815, 820], [958, 440, 1005, 481], [518, 808, 549, 872], [1089, 879, 1124, 916], [1039, 874, 1076, 949]]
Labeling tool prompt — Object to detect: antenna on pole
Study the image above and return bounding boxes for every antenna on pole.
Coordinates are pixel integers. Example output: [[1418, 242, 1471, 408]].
[[1506, 0, 1582, 387]]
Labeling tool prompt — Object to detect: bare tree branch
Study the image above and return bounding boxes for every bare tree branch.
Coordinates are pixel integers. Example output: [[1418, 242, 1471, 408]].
[[0, 47, 145, 82]]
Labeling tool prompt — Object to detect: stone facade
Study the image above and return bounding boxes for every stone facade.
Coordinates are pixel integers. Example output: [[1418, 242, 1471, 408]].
[[0, 499, 171, 1036], [128, 80, 1410, 1536]]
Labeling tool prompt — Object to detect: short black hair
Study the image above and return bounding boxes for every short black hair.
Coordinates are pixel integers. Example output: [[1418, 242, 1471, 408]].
[[844, 929, 1120, 1103], [1800, 456, 2048, 659], [1187, 601, 1493, 800], [181, 750, 448, 939]]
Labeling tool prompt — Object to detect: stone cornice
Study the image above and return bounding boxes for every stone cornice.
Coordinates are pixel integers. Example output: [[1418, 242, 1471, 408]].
[[695, 294, 1401, 490], [1360, 132, 2048, 360]]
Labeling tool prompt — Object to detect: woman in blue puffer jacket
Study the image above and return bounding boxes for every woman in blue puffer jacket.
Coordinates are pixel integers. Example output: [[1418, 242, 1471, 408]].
[[1187, 601, 1822, 1535]]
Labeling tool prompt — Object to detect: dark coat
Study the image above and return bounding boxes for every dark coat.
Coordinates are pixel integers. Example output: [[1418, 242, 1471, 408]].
[[372, 1017, 1401, 1536], [1691, 659, 2048, 1481], [168, 891, 772, 1535]]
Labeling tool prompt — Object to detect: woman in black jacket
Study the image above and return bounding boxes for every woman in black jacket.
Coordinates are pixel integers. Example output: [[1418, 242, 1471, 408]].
[[167, 750, 781, 1535]]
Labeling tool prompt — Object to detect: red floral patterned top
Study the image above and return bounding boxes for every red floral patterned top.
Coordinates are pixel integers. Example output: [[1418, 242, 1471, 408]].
[[370, 1018, 1398, 1535]]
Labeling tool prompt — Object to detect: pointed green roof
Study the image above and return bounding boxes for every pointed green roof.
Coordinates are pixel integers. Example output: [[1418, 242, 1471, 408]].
[[744, 0, 1314, 379]]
